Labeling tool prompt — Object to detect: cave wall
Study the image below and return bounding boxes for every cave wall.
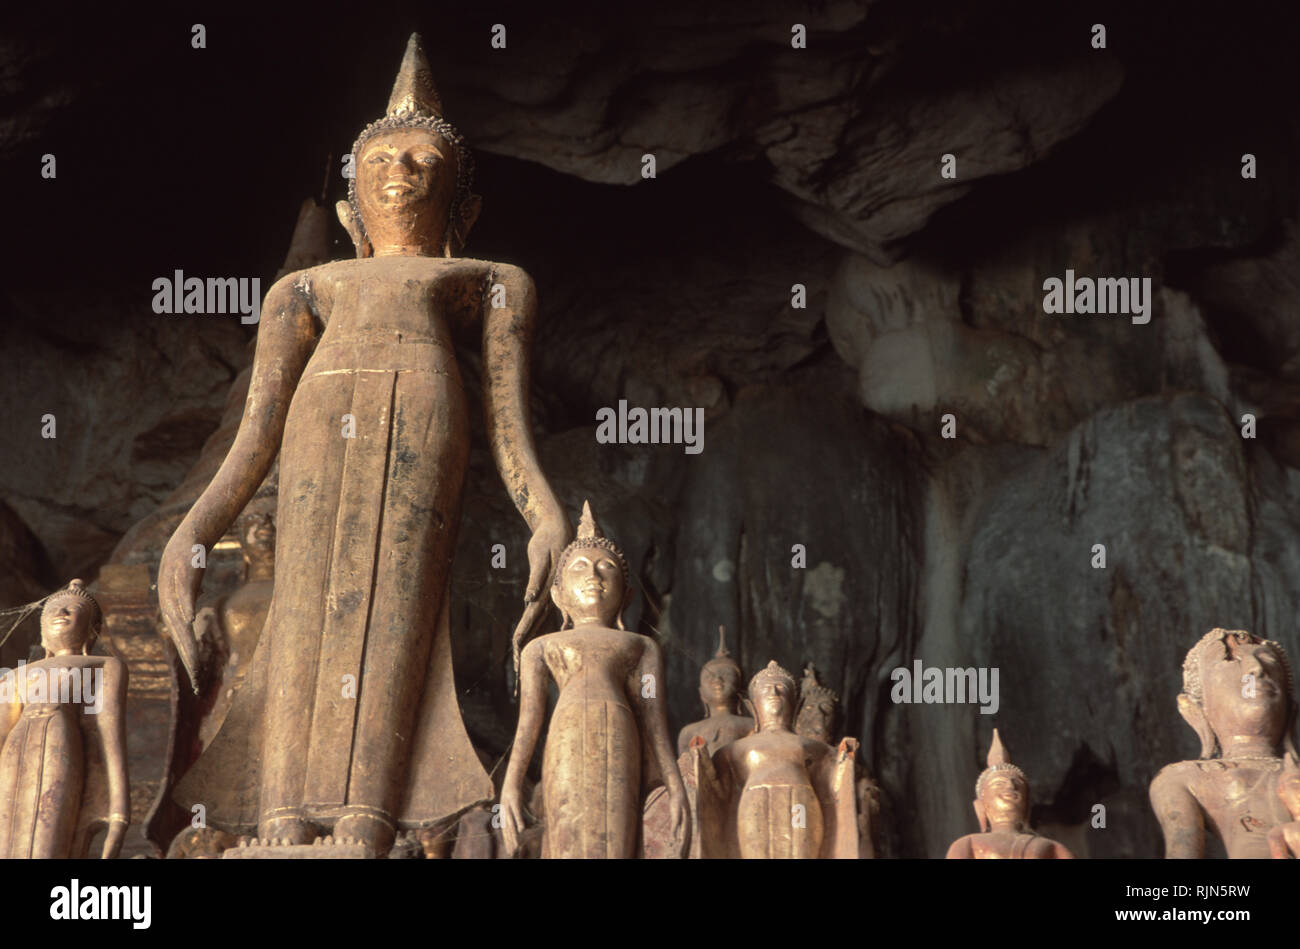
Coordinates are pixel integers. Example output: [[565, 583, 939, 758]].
[[2, 1, 1299, 857]]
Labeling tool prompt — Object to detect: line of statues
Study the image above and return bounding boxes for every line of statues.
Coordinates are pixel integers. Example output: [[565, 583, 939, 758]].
[[5, 34, 1300, 861]]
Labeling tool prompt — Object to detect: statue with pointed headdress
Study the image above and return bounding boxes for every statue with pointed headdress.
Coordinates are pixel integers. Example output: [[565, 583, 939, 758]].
[[156, 34, 569, 856], [794, 662, 884, 858], [688, 659, 858, 858], [499, 502, 688, 858], [0, 580, 129, 858], [677, 626, 753, 756], [945, 729, 1072, 859], [1151, 628, 1297, 858]]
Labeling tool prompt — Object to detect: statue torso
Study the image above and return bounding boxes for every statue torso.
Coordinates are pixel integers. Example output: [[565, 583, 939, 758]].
[[725, 730, 826, 791], [538, 627, 647, 709], [300, 256, 492, 339], [678, 712, 753, 756], [1184, 758, 1290, 858]]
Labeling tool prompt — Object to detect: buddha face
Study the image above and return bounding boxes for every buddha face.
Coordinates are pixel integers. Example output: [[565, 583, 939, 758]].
[[1201, 637, 1289, 747], [554, 545, 625, 626], [751, 674, 795, 729], [239, 512, 276, 562], [41, 596, 95, 655], [796, 698, 835, 744], [355, 127, 458, 252], [978, 770, 1028, 827], [699, 660, 740, 708]]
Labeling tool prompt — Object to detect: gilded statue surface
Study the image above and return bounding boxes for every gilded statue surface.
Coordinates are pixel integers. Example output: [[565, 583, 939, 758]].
[[1150, 628, 1296, 859], [0, 580, 129, 858], [676, 626, 752, 757], [500, 502, 687, 858], [690, 660, 857, 858], [194, 505, 275, 750], [156, 34, 568, 856], [945, 729, 1073, 859], [794, 663, 881, 858], [1268, 753, 1300, 858]]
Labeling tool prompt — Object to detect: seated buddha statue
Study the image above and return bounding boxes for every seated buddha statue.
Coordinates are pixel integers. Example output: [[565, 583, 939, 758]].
[[676, 626, 753, 756], [1151, 628, 1297, 858], [945, 729, 1073, 859]]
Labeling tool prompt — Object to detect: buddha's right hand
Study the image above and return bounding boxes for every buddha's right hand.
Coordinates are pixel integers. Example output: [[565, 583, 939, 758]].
[[158, 529, 205, 693], [499, 784, 526, 857]]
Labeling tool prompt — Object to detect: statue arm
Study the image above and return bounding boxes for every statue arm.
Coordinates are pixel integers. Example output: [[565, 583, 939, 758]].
[[96, 658, 130, 859], [1267, 825, 1291, 859], [481, 265, 570, 643], [158, 277, 317, 688], [0, 669, 20, 746], [818, 737, 860, 858], [635, 640, 688, 852], [944, 835, 974, 859], [1149, 766, 1205, 859], [500, 639, 548, 856]]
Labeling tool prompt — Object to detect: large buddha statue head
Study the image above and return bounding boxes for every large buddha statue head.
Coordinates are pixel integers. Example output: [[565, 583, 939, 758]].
[[1178, 628, 1296, 760], [795, 662, 839, 745], [341, 33, 482, 259], [698, 625, 743, 714], [40, 579, 103, 658], [748, 660, 798, 732], [550, 501, 632, 630], [973, 729, 1029, 832]]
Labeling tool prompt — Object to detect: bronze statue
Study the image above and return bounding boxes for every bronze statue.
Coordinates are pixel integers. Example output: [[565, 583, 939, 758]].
[[194, 503, 275, 749], [500, 502, 687, 858], [794, 662, 882, 858], [676, 626, 752, 756], [1151, 628, 1296, 858], [0, 580, 129, 858], [157, 34, 569, 856], [690, 660, 858, 858], [1268, 753, 1300, 858], [946, 729, 1072, 859]]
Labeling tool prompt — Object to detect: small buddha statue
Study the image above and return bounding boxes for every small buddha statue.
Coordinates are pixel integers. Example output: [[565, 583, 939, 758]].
[[794, 662, 882, 858], [690, 660, 858, 858], [500, 501, 688, 858], [1267, 753, 1300, 858], [195, 505, 275, 748], [0, 580, 130, 858], [676, 626, 753, 756], [945, 729, 1073, 859], [1151, 628, 1297, 858]]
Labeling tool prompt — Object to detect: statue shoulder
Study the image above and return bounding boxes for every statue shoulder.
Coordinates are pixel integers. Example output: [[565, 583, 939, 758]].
[[1150, 760, 1201, 799]]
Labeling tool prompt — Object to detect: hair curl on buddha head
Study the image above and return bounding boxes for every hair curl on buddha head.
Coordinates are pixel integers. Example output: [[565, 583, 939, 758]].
[[40, 579, 103, 653], [748, 660, 797, 701], [346, 34, 477, 255], [1182, 628, 1295, 705]]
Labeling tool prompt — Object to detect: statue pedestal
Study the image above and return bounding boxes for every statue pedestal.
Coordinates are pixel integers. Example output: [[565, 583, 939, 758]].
[[222, 841, 375, 859]]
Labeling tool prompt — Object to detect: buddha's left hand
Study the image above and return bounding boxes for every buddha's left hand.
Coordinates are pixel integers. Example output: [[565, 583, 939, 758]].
[[512, 511, 571, 641]]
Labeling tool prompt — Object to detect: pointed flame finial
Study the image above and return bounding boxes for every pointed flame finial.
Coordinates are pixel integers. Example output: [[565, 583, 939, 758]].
[[575, 499, 604, 542], [386, 33, 443, 120], [715, 625, 730, 659], [987, 728, 1010, 768]]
